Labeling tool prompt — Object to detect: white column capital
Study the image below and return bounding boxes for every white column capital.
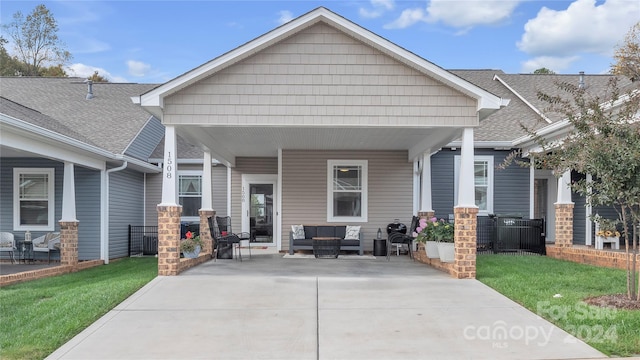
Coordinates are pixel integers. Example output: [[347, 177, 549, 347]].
[[420, 151, 434, 213], [555, 170, 574, 205], [200, 149, 213, 211], [160, 125, 179, 206], [455, 128, 478, 209], [60, 161, 78, 222]]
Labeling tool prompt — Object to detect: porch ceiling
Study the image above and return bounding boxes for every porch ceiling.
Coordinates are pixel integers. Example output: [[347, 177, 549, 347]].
[[178, 125, 461, 165]]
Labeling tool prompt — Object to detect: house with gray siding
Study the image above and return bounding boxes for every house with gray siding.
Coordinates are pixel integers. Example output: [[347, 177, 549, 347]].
[[1, 7, 630, 271], [0, 79, 163, 262]]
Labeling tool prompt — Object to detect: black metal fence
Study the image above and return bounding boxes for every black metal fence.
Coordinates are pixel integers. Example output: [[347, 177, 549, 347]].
[[477, 216, 546, 255], [128, 225, 158, 257]]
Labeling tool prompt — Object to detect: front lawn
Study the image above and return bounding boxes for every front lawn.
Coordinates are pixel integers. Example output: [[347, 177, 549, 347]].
[[0, 257, 158, 360], [477, 254, 640, 357]]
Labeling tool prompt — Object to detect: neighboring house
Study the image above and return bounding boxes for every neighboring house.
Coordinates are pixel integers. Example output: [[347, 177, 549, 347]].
[[0, 78, 164, 262], [440, 70, 630, 246]]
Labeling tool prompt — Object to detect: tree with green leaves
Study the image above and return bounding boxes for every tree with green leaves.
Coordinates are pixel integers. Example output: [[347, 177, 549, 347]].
[[533, 67, 556, 74], [613, 21, 640, 81], [2, 4, 71, 76], [518, 24, 640, 301], [0, 36, 26, 76]]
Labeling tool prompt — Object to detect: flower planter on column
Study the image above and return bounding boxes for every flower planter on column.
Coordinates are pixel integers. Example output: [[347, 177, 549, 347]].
[[437, 242, 455, 263], [425, 241, 440, 258]]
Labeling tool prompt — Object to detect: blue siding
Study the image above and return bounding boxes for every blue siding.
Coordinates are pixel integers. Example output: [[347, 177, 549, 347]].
[[431, 148, 530, 219], [109, 169, 144, 258], [75, 166, 101, 260], [124, 117, 165, 161], [0, 158, 63, 238], [0, 158, 63, 261]]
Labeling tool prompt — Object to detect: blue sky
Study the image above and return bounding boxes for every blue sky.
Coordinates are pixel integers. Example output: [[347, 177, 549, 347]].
[[1, 0, 638, 83]]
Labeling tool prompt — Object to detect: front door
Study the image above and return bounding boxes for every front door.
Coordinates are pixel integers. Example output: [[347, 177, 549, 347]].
[[242, 175, 277, 247]]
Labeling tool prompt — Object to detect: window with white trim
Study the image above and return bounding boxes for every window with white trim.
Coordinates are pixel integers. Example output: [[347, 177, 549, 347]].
[[14, 168, 55, 231], [454, 156, 494, 215], [178, 171, 202, 220], [327, 160, 367, 222]]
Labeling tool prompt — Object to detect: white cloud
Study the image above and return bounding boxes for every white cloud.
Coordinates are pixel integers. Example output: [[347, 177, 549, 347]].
[[66, 63, 126, 82], [384, 8, 424, 29], [424, 0, 520, 28], [127, 60, 151, 77], [521, 56, 580, 73], [517, 0, 640, 57], [359, 0, 395, 19], [277, 10, 293, 25], [384, 0, 520, 30]]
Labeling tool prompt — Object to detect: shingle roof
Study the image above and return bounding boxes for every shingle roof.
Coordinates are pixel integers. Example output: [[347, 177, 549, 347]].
[[0, 77, 157, 154], [1, 96, 97, 146], [451, 70, 633, 143]]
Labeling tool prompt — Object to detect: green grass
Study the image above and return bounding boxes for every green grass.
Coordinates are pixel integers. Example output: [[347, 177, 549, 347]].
[[477, 254, 640, 357], [0, 257, 157, 360]]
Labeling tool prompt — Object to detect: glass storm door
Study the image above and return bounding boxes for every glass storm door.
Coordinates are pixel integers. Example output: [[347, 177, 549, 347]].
[[242, 175, 276, 246]]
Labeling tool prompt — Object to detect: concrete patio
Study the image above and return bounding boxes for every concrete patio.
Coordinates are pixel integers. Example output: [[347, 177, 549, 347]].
[[44, 250, 608, 360]]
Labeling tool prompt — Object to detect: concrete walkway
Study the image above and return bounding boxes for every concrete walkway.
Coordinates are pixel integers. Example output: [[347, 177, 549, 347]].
[[46, 251, 607, 360]]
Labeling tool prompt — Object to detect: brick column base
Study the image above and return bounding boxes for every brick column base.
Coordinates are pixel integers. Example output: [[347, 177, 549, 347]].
[[453, 207, 478, 279], [199, 209, 216, 255], [418, 211, 435, 221], [59, 221, 79, 270], [157, 205, 182, 276], [554, 203, 574, 248]]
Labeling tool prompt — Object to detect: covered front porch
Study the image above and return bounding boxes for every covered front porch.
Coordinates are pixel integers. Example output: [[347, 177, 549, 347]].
[[138, 8, 508, 277]]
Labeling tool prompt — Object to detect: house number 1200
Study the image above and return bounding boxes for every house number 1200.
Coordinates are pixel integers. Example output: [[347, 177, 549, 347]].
[[166, 152, 173, 179]]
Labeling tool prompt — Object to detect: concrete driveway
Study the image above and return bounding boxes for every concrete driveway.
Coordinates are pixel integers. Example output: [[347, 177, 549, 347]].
[[46, 251, 606, 360]]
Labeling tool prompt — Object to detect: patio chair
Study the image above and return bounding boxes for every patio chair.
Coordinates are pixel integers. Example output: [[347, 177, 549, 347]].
[[32, 232, 60, 264], [208, 216, 243, 261], [216, 216, 251, 259], [387, 216, 419, 261], [0, 232, 17, 264]]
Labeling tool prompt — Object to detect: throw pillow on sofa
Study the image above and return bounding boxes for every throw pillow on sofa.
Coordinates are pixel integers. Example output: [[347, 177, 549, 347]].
[[345, 225, 361, 240], [291, 225, 306, 240]]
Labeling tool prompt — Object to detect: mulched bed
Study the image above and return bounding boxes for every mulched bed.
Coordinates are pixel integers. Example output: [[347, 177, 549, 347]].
[[584, 293, 640, 310]]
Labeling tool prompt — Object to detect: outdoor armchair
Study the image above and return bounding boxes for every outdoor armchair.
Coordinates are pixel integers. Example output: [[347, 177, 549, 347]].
[[0, 232, 16, 264], [32, 232, 60, 264]]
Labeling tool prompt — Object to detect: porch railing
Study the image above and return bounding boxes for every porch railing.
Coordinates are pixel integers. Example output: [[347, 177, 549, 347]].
[[128, 225, 158, 257]]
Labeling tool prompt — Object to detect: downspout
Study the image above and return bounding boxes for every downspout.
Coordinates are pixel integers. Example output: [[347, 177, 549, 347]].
[[102, 160, 128, 264]]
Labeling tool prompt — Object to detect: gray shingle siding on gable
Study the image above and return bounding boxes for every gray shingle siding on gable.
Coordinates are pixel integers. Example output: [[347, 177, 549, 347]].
[[431, 149, 530, 219], [109, 169, 144, 259], [124, 116, 165, 161], [75, 166, 101, 260]]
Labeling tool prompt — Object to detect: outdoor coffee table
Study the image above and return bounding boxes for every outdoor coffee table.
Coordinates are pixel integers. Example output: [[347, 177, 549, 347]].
[[312, 237, 341, 258]]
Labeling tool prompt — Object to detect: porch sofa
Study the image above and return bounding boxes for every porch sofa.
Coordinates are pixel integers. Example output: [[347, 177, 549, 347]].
[[289, 225, 363, 255]]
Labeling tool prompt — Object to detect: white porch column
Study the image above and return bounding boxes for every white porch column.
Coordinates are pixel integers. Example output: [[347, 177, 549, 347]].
[[61, 161, 77, 221], [453, 127, 478, 279], [160, 125, 179, 206], [420, 151, 434, 213], [554, 169, 574, 248], [412, 160, 420, 215], [456, 128, 477, 209], [585, 174, 593, 246], [201, 149, 213, 211], [557, 170, 573, 204], [529, 156, 535, 219]]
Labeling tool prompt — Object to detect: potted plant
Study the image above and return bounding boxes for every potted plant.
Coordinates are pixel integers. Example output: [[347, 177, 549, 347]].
[[433, 219, 455, 263], [592, 214, 621, 250], [414, 217, 439, 258], [180, 231, 203, 258]]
